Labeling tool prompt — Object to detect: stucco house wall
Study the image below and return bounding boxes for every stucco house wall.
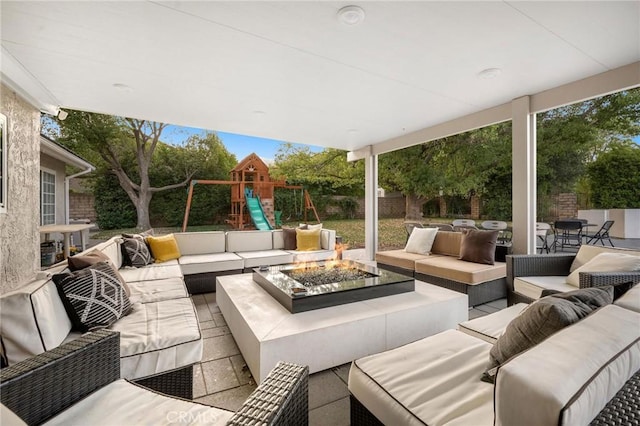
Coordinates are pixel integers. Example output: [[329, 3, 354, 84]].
[[0, 84, 41, 293]]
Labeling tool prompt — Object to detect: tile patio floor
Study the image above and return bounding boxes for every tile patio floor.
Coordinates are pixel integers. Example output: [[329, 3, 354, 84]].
[[188, 262, 507, 425]]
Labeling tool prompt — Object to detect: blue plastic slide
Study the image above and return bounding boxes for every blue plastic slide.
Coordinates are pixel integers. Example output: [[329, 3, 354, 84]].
[[245, 190, 272, 230]]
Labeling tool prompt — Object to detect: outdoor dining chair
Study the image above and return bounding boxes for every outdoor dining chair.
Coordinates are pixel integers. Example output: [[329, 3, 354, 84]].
[[427, 223, 454, 231], [552, 219, 583, 252], [452, 219, 478, 232], [585, 220, 615, 246], [480, 220, 512, 243], [404, 221, 423, 242], [536, 222, 552, 253]]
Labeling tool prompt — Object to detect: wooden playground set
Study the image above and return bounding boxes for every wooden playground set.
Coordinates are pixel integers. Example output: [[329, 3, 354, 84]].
[[181, 153, 320, 232]]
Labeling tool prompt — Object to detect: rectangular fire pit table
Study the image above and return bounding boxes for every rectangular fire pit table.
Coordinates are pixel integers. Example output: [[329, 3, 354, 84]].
[[216, 273, 468, 383]]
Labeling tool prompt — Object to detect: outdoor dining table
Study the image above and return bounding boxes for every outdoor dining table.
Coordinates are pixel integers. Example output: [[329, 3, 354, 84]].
[[39, 223, 93, 259]]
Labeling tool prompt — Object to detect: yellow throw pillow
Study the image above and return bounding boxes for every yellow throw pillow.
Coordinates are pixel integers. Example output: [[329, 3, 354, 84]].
[[296, 228, 322, 251], [146, 234, 181, 263]]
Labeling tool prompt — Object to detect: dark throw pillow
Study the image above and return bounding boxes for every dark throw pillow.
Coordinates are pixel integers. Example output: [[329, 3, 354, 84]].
[[282, 227, 298, 250], [121, 236, 153, 267], [53, 261, 132, 332], [68, 250, 130, 296], [459, 229, 499, 265], [482, 286, 613, 383]]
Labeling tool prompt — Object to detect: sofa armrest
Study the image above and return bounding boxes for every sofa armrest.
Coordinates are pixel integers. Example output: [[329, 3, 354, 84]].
[[0, 330, 120, 426], [228, 361, 309, 426], [506, 254, 575, 291], [579, 271, 640, 289]]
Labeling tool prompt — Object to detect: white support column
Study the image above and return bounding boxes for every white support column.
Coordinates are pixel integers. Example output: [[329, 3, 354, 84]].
[[512, 96, 537, 254], [364, 147, 378, 261]]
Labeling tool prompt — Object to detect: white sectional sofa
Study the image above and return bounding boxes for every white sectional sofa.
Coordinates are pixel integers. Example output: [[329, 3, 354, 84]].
[[176, 229, 337, 293], [0, 228, 336, 399], [348, 285, 640, 425]]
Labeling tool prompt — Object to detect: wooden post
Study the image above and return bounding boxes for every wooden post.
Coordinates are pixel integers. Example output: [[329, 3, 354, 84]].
[[182, 180, 196, 232]]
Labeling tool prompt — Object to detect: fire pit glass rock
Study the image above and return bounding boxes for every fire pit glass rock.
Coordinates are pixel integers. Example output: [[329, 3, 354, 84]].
[[252, 260, 414, 313]]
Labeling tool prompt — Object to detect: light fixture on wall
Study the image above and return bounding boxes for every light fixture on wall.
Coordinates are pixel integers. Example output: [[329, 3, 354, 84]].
[[337, 5, 365, 25], [57, 109, 69, 120]]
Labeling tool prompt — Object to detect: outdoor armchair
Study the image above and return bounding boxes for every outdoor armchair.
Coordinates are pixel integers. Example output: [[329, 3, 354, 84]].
[[0, 330, 309, 426], [506, 249, 640, 305]]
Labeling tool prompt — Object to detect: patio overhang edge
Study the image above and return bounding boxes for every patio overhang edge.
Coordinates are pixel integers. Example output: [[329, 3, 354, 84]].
[[347, 61, 640, 162]]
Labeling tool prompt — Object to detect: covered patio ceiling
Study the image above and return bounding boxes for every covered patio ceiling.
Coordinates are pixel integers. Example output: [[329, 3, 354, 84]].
[[2, 1, 639, 157]]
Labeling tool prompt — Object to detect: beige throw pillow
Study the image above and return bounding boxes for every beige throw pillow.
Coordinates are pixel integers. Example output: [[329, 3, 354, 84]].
[[404, 227, 438, 255], [566, 252, 640, 287]]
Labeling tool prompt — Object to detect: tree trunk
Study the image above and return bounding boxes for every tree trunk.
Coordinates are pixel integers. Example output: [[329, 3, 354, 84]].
[[405, 194, 426, 221], [136, 190, 152, 230]]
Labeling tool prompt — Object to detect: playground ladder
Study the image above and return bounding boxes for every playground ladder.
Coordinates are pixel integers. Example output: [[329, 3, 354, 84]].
[[304, 190, 321, 223]]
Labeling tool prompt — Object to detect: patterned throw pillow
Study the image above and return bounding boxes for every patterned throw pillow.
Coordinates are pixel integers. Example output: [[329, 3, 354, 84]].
[[121, 236, 153, 267], [53, 261, 132, 332]]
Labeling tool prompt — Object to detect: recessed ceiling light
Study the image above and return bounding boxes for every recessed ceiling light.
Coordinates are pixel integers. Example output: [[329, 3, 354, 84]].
[[338, 5, 365, 26], [113, 83, 133, 92], [478, 68, 502, 79]]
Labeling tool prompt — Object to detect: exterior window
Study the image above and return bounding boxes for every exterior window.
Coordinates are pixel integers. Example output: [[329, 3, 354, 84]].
[[0, 113, 6, 213], [40, 170, 56, 225]]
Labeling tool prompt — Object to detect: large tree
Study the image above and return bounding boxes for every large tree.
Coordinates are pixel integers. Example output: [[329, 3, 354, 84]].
[[58, 111, 194, 230]]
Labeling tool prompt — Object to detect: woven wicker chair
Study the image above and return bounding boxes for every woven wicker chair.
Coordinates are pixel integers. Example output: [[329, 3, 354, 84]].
[[506, 253, 640, 305], [0, 330, 309, 426]]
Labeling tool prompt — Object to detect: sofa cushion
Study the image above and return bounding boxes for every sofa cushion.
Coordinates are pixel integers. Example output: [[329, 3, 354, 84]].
[[485, 287, 613, 383], [430, 231, 462, 257], [282, 227, 298, 250], [570, 245, 640, 272], [42, 379, 232, 426], [146, 234, 181, 263], [513, 276, 574, 300], [119, 264, 183, 283], [127, 277, 189, 304], [85, 238, 123, 268], [120, 236, 153, 267], [68, 250, 130, 296], [178, 253, 244, 275], [173, 231, 226, 255], [320, 229, 336, 250], [458, 303, 528, 344], [459, 229, 498, 265], [566, 252, 640, 286], [236, 250, 294, 268], [349, 329, 494, 426], [614, 281, 640, 312], [111, 298, 202, 379], [0, 278, 73, 364], [296, 228, 321, 251], [495, 305, 640, 426], [375, 249, 432, 272], [226, 230, 273, 252], [53, 262, 132, 332], [404, 227, 438, 255], [415, 256, 506, 285]]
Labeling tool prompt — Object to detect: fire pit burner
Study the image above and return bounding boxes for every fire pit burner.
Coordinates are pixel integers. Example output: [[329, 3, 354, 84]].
[[252, 261, 414, 313], [283, 265, 376, 287]]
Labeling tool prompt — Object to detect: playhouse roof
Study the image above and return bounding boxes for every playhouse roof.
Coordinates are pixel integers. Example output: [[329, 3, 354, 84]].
[[232, 153, 269, 173]]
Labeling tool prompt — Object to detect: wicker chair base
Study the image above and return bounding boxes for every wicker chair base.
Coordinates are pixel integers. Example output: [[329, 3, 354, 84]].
[[350, 394, 384, 426], [184, 270, 243, 294], [590, 369, 640, 425], [374, 262, 415, 277], [414, 273, 507, 307], [134, 365, 194, 399]]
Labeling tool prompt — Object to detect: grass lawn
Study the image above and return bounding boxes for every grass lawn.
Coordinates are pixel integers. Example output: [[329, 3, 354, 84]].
[[90, 218, 453, 251]]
